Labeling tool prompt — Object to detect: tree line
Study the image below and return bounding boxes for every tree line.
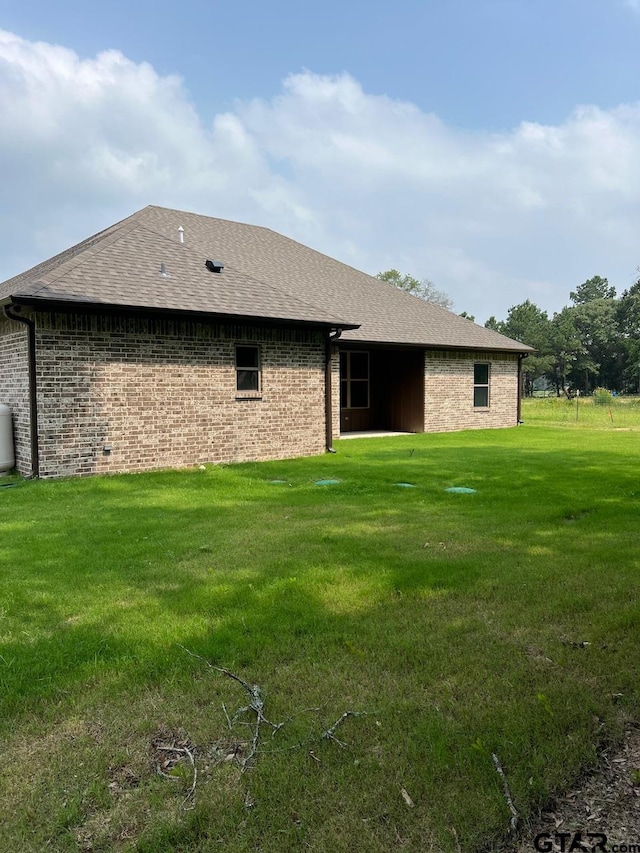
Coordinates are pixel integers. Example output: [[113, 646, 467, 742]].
[[377, 269, 640, 396], [485, 275, 640, 396]]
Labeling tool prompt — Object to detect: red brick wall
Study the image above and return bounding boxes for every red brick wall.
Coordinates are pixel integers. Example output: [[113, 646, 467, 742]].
[[0, 316, 31, 475], [424, 350, 520, 432], [34, 313, 327, 478]]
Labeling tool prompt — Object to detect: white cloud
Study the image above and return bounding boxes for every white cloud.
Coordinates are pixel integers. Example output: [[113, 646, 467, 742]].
[[0, 29, 304, 261], [2, 29, 640, 321]]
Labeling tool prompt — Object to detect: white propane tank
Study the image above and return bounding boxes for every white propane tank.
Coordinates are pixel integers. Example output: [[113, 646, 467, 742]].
[[0, 403, 15, 474]]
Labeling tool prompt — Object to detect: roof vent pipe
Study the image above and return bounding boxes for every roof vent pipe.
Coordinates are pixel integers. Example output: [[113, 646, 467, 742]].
[[178, 226, 184, 244], [205, 259, 224, 274]]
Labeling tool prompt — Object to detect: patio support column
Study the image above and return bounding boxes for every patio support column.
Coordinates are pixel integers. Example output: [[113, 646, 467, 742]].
[[3, 304, 39, 478], [325, 329, 342, 451], [517, 353, 528, 423]]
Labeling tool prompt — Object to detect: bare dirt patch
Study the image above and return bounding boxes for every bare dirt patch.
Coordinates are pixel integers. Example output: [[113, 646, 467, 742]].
[[517, 725, 640, 851]]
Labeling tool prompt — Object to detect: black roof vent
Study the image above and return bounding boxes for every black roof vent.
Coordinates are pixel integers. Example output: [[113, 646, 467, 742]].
[[205, 259, 224, 274]]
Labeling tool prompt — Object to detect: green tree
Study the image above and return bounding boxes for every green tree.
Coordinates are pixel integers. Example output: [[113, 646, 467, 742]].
[[376, 269, 453, 310], [484, 300, 552, 396], [569, 298, 622, 392], [617, 278, 640, 391], [618, 279, 640, 336], [570, 275, 616, 305], [564, 276, 622, 391], [549, 308, 583, 396]]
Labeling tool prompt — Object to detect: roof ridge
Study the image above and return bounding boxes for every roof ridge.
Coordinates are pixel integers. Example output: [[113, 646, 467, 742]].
[[147, 205, 380, 284], [145, 204, 263, 232]]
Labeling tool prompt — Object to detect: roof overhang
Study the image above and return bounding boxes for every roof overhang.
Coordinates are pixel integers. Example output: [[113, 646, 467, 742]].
[[335, 338, 535, 355], [4, 295, 361, 333]]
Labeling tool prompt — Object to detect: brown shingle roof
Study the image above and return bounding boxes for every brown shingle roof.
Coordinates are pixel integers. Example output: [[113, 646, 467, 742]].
[[0, 215, 355, 329], [0, 205, 532, 352]]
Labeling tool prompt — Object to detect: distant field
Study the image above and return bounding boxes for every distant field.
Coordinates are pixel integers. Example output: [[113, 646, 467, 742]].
[[523, 394, 640, 429], [1, 415, 639, 851]]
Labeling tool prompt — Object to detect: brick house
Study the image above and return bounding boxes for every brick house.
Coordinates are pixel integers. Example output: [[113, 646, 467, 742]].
[[0, 206, 531, 478]]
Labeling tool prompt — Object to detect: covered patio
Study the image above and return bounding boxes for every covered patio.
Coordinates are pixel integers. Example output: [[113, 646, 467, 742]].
[[339, 345, 425, 435]]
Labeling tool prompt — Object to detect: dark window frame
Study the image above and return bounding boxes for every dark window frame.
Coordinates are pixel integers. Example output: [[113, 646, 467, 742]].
[[340, 350, 370, 409], [235, 344, 261, 394], [473, 362, 490, 408]]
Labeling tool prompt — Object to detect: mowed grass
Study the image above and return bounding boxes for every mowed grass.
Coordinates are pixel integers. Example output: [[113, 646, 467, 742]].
[[1, 401, 640, 852]]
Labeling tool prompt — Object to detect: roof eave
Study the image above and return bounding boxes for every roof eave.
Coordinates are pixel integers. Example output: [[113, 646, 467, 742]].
[[338, 336, 534, 354], [6, 294, 361, 332]]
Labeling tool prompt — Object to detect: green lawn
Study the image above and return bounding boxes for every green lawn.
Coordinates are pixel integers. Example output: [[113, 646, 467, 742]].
[[1, 401, 639, 852]]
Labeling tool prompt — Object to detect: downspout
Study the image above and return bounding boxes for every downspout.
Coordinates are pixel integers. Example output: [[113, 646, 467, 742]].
[[517, 353, 528, 424], [325, 328, 342, 452], [3, 304, 39, 478]]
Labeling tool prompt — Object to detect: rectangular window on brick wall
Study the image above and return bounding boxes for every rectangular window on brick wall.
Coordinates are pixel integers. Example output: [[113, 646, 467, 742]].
[[473, 363, 490, 407], [236, 345, 260, 392], [340, 350, 370, 409]]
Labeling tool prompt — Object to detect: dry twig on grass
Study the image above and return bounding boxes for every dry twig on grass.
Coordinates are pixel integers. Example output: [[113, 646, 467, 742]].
[[451, 826, 462, 853], [492, 752, 519, 833], [156, 744, 198, 809]]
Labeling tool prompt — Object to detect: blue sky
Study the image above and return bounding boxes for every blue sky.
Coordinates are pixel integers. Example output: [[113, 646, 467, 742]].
[[2, 0, 640, 320]]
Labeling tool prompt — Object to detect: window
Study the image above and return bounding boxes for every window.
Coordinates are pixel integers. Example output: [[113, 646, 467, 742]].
[[340, 350, 370, 409], [236, 345, 260, 393], [473, 363, 490, 408]]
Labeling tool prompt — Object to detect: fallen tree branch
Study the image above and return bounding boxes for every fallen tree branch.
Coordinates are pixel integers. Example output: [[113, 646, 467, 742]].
[[179, 645, 283, 772], [157, 744, 198, 809], [322, 711, 366, 748], [492, 752, 519, 833], [179, 645, 368, 775]]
